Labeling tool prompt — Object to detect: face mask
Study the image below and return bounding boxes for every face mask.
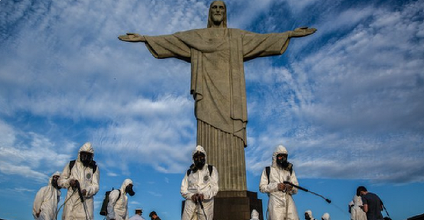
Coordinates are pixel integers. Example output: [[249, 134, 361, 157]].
[[51, 176, 61, 190], [195, 159, 206, 169], [193, 152, 206, 170], [80, 152, 93, 167], [125, 184, 135, 196], [276, 153, 288, 168]]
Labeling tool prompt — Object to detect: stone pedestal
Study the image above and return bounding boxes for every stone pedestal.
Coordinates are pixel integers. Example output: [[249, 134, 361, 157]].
[[181, 191, 263, 220], [213, 191, 263, 220], [197, 122, 263, 219]]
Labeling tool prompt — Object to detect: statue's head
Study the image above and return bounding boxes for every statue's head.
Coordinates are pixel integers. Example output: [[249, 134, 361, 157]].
[[207, 1, 227, 28]]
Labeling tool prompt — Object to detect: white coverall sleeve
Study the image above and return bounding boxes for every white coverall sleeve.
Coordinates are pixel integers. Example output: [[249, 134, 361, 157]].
[[33, 187, 47, 218], [259, 168, 279, 193], [85, 167, 100, 197], [107, 190, 120, 219], [202, 166, 219, 200], [180, 173, 195, 200], [58, 163, 72, 188]]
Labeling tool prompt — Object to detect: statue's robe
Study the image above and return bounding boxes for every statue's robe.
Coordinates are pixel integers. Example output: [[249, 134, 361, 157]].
[[144, 28, 290, 192]]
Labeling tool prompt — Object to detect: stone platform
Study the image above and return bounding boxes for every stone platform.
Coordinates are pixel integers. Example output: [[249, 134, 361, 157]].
[[213, 191, 263, 220], [181, 190, 263, 220]]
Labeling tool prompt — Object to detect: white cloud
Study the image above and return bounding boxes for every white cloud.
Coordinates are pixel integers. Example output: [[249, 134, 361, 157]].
[[91, 115, 196, 173], [0, 161, 48, 183], [285, 0, 322, 12], [1, 0, 423, 185], [245, 1, 424, 183], [296, 2, 424, 133], [0, 0, 199, 178], [14, 187, 35, 193], [129, 201, 141, 205], [0, 120, 73, 182], [107, 172, 119, 177], [0, 121, 16, 146]]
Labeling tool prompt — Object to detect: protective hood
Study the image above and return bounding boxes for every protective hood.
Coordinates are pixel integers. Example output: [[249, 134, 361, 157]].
[[353, 195, 363, 206], [49, 171, 61, 186], [33, 171, 61, 219], [77, 142, 94, 162], [271, 144, 288, 167], [322, 213, 330, 220], [250, 209, 259, 219], [305, 210, 314, 218], [120, 179, 133, 192], [191, 145, 207, 163]]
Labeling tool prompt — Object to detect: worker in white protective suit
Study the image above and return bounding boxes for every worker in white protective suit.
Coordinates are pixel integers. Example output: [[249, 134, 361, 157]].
[[181, 145, 219, 220], [129, 209, 145, 220], [321, 213, 330, 220], [259, 144, 299, 220], [58, 142, 100, 220], [350, 195, 367, 220], [250, 209, 260, 220], [305, 210, 316, 220], [33, 171, 61, 220], [107, 179, 136, 220]]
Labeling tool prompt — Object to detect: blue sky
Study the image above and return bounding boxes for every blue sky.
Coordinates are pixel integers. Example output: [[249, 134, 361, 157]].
[[0, 0, 423, 219]]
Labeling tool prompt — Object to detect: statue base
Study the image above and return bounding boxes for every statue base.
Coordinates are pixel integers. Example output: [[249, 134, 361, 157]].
[[181, 191, 263, 220], [213, 190, 263, 220]]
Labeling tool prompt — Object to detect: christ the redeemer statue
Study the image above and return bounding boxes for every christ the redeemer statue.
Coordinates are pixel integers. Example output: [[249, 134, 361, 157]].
[[119, 1, 316, 193]]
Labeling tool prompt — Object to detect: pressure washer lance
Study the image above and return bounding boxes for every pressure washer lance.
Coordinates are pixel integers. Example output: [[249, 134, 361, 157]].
[[284, 181, 351, 218], [75, 181, 84, 203], [197, 197, 208, 220], [75, 180, 91, 220], [283, 181, 332, 203], [383, 204, 391, 219]]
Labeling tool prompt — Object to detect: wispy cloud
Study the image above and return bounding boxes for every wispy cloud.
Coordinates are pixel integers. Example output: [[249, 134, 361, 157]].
[[129, 201, 142, 205], [245, 1, 424, 183], [107, 172, 119, 177], [0, 120, 74, 182], [0, 0, 199, 175], [0, 0, 423, 187], [14, 187, 35, 193]]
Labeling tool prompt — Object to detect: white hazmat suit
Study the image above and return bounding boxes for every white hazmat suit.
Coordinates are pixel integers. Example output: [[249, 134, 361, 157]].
[[350, 195, 367, 220], [33, 172, 61, 220], [250, 209, 260, 220], [321, 213, 330, 220], [181, 145, 219, 220], [260, 145, 299, 220], [305, 210, 316, 220], [58, 142, 100, 220], [128, 213, 145, 220], [107, 179, 133, 220]]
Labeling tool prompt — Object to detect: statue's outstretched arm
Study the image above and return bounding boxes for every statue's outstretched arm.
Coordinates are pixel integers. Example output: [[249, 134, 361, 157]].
[[118, 33, 146, 42], [288, 27, 317, 38]]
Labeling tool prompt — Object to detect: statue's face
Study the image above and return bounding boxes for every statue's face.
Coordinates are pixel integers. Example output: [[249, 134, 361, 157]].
[[210, 1, 225, 25]]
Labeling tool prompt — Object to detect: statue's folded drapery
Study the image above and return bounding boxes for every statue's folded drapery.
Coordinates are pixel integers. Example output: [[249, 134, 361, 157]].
[[144, 28, 291, 191]]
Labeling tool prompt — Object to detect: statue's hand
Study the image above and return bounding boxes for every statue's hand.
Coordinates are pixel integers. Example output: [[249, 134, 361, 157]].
[[290, 27, 317, 38], [118, 33, 146, 42]]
